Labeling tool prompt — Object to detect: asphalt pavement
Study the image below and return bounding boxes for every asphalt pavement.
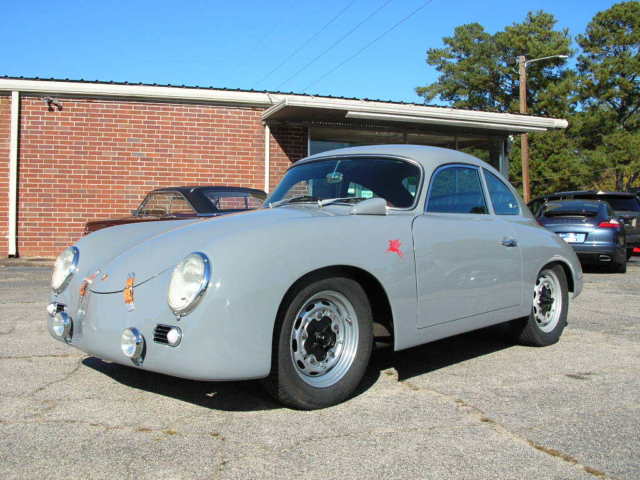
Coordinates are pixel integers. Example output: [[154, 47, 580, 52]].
[[1, 258, 639, 479]]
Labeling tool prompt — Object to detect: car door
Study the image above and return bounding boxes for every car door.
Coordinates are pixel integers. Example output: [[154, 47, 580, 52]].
[[412, 164, 523, 329]]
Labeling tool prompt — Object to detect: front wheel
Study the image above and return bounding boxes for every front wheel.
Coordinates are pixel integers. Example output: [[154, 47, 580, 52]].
[[509, 264, 569, 347], [264, 277, 373, 410]]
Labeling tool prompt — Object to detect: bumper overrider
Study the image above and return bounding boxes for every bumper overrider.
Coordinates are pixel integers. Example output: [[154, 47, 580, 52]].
[[46, 249, 272, 381]]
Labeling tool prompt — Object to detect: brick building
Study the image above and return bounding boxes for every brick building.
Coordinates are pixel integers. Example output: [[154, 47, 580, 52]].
[[0, 77, 567, 258]]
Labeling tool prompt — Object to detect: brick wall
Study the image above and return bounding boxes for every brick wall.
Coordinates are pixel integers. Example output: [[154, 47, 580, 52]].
[[269, 124, 308, 192], [0, 93, 312, 258], [0, 94, 9, 256], [10, 95, 311, 258]]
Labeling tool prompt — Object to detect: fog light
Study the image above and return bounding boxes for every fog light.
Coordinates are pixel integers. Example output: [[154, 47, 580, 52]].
[[166, 327, 182, 347], [121, 328, 145, 364], [49, 311, 73, 343]]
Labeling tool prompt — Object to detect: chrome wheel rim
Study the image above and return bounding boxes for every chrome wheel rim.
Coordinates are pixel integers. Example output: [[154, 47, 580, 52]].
[[290, 290, 359, 388], [533, 270, 562, 333]]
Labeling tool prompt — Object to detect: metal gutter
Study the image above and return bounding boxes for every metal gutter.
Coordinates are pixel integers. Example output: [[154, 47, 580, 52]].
[[263, 98, 568, 131], [345, 111, 548, 133], [0, 78, 568, 132], [0, 78, 275, 107], [8, 91, 19, 257]]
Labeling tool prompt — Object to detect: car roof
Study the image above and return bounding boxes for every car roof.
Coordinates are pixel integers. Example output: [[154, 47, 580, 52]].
[[299, 144, 498, 172], [144, 186, 267, 213], [152, 186, 266, 196]]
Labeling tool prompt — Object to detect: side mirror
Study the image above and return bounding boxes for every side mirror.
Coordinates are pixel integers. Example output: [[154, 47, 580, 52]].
[[350, 197, 387, 216]]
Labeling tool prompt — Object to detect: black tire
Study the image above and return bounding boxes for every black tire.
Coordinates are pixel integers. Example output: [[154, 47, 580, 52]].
[[611, 259, 627, 274], [508, 264, 568, 347], [263, 277, 373, 410], [626, 248, 633, 261]]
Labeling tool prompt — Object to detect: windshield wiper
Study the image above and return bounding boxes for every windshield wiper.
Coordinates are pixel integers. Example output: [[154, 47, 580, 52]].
[[318, 197, 365, 207], [268, 195, 319, 208]]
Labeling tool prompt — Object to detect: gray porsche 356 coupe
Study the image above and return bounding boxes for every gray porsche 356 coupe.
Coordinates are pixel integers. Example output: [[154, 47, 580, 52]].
[[47, 145, 583, 409]]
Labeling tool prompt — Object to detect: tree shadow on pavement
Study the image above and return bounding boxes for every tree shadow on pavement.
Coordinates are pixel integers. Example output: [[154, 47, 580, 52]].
[[83, 326, 513, 412]]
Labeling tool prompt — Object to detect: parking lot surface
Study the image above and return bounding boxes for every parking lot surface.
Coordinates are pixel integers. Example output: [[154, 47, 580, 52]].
[[1, 259, 639, 479]]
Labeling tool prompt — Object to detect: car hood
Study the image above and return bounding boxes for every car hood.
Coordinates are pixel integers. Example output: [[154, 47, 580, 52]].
[[85, 205, 339, 293]]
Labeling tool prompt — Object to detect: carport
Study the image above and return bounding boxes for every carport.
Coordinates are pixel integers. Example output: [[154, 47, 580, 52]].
[[262, 96, 568, 177]]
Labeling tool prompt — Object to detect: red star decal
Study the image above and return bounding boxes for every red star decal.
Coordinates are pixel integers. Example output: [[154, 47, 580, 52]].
[[387, 239, 403, 257]]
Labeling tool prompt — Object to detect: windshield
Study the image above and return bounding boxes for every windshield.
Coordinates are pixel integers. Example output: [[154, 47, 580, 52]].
[[137, 192, 195, 216], [203, 190, 265, 211], [268, 157, 421, 208]]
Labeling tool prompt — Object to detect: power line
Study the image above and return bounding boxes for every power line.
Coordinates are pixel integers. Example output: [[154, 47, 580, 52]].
[[303, 0, 433, 92], [226, 0, 296, 81], [275, 0, 394, 90], [253, 0, 358, 89]]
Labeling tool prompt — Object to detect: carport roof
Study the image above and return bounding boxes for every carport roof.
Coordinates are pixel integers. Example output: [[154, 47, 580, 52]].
[[262, 98, 567, 134], [0, 75, 567, 134]]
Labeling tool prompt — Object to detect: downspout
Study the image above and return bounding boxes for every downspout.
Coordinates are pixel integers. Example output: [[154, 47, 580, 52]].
[[8, 91, 19, 257], [264, 123, 270, 193]]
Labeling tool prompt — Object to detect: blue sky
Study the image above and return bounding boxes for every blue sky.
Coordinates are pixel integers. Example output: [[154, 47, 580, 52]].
[[0, 0, 619, 103]]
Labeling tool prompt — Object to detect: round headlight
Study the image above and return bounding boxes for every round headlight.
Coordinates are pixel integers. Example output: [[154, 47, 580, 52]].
[[51, 246, 79, 293], [49, 311, 73, 342], [121, 327, 145, 363], [167, 252, 211, 316]]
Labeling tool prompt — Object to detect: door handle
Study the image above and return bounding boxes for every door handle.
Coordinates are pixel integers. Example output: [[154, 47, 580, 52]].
[[501, 237, 518, 247]]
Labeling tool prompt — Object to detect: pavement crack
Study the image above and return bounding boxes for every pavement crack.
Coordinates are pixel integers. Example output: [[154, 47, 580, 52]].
[[400, 380, 617, 480], [25, 360, 83, 397], [0, 325, 16, 335], [0, 353, 83, 360], [0, 300, 42, 305], [0, 418, 228, 440]]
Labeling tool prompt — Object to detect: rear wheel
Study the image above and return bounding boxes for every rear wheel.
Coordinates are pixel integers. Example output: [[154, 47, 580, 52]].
[[264, 277, 373, 410], [509, 264, 568, 347], [626, 248, 633, 261], [611, 258, 627, 273]]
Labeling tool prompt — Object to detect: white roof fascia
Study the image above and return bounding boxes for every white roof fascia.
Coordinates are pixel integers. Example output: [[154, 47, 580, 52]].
[[345, 111, 549, 133], [263, 98, 567, 131], [0, 78, 567, 131], [0, 78, 278, 106]]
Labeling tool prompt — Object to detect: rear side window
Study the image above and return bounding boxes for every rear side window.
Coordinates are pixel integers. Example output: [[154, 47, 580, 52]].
[[597, 195, 640, 212], [138, 192, 195, 215], [204, 191, 265, 210], [484, 170, 519, 215], [426, 166, 488, 214], [528, 199, 545, 217]]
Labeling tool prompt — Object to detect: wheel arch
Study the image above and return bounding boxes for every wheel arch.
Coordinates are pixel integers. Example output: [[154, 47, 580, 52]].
[[542, 260, 575, 293], [275, 265, 394, 341]]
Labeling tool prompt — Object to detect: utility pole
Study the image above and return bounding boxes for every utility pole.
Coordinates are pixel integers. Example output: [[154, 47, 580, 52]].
[[518, 55, 530, 203], [517, 54, 568, 203]]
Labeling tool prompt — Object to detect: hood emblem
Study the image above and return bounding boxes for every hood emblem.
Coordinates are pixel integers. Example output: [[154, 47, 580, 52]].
[[124, 273, 135, 311]]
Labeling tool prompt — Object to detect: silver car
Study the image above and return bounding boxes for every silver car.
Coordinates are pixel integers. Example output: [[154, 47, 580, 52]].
[[47, 145, 583, 409]]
